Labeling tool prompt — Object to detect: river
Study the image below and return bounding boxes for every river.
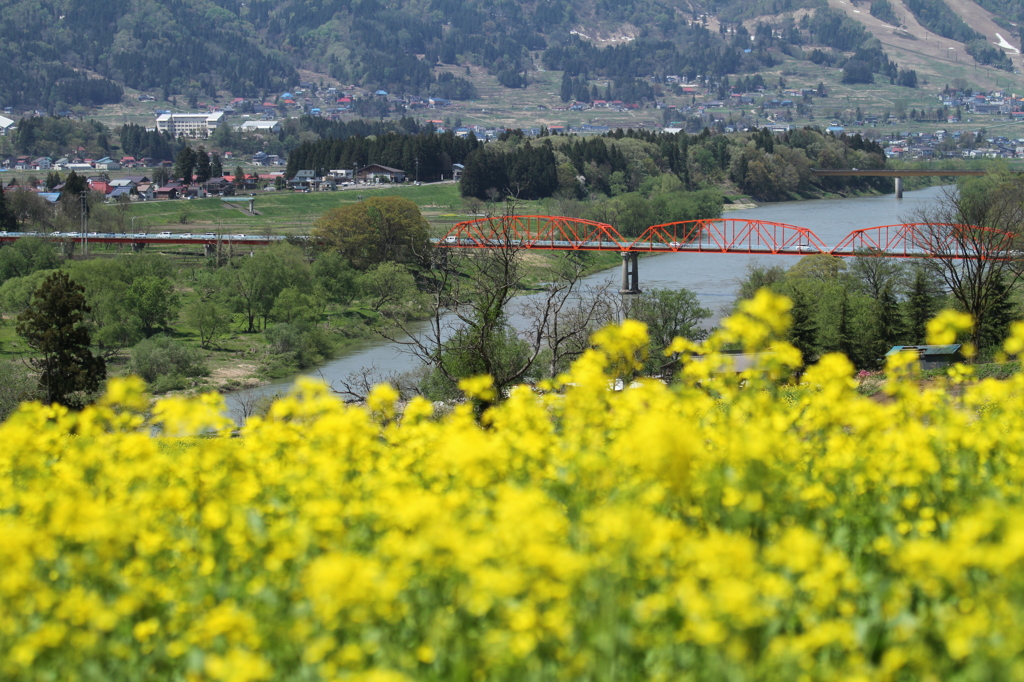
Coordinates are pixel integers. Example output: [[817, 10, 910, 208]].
[[223, 185, 948, 418]]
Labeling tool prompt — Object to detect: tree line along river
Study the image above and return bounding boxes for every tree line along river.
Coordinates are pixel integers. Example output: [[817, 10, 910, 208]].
[[223, 185, 949, 418]]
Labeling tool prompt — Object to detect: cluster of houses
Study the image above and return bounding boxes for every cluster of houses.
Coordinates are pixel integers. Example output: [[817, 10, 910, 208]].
[[287, 165, 409, 191], [3, 171, 292, 203], [209, 84, 445, 123], [882, 130, 1024, 160], [3, 155, 168, 172], [938, 90, 1024, 120], [3, 174, 157, 202]]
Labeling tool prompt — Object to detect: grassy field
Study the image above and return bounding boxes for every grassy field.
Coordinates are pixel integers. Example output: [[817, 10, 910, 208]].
[[121, 182, 555, 235]]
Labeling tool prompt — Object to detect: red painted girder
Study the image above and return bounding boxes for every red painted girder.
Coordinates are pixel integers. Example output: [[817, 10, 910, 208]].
[[829, 223, 1017, 259], [439, 215, 626, 250], [631, 219, 828, 254]]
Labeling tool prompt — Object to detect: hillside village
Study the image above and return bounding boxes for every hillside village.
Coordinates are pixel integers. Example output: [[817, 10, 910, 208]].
[[2, 75, 1024, 208]]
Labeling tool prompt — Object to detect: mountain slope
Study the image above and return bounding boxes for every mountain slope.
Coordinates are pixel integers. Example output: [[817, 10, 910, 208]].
[[826, 0, 1019, 91], [0, 0, 296, 109], [0, 0, 1019, 111], [941, 0, 1021, 55]]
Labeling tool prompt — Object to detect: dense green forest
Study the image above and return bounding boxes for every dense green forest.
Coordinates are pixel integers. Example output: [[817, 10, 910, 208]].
[[868, 0, 900, 26], [285, 127, 480, 181], [973, 0, 1024, 24], [0, 0, 934, 110], [706, 0, 824, 23], [458, 126, 887, 212], [2, 114, 434, 162], [902, 0, 983, 43], [0, 0, 296, 109]]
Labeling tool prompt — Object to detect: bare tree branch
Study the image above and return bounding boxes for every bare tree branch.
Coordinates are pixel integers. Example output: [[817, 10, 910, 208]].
[[377, 198, 617, 398], [905, 174, 1024, 349]]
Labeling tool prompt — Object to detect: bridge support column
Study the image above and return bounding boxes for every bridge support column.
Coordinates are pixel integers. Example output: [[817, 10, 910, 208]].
[[204, 243, 216, 258], [132, 242, 146, 252], [619, 252, 641, 295], [895, 176, 903, 199]]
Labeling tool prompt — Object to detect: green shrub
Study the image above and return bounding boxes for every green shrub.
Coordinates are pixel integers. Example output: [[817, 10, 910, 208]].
[[263, 323, 336, 376], [128, 335, 208, 391]]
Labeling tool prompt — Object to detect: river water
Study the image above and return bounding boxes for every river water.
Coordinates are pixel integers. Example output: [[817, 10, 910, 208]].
[[223, 185, 947, 418]]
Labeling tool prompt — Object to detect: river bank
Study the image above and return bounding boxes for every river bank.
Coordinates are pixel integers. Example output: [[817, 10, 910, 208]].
[[169, 247, 624, 402], [221, 185, 953, 419]]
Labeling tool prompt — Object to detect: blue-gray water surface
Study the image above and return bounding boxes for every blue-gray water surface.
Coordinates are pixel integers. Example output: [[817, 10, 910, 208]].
[[224, 185, 947, 418]]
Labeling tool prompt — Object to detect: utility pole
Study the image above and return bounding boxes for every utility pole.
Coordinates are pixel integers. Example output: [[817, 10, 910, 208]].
[[80, 190, 88, 256], [415, 156, 420, 183]]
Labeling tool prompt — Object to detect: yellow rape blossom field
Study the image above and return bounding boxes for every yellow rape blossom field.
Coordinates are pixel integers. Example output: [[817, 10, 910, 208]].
[[5, 291, 1024, 681]]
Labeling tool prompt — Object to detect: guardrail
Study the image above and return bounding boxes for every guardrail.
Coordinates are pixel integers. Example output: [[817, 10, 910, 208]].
[[0, 232, 292, 245]]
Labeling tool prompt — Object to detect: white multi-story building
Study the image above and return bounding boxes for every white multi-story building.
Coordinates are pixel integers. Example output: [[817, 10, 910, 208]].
[[156, 111, 225, 137]]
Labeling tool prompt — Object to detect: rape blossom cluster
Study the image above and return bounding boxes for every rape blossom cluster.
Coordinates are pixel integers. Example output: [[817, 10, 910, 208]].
[[3, 291, 1024, 681]]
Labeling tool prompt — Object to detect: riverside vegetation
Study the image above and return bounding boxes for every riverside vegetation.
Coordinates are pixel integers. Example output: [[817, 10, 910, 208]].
[[1, 169, 1020, 421], [0, 195, 446, 413], [6, 292, 1024, 680], [0, 193, 635, 418]]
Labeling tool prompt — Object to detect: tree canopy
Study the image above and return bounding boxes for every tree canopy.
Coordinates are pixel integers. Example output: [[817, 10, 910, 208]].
[[0, 185, 16, 232], [15, 271, 106, 407], [312, 197, 430, 270]]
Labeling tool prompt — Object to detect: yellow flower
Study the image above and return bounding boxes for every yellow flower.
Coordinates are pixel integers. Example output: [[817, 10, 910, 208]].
[[458, 374, 496, 402], [926, 309, 973, 345], [204, 648, 272, 682], [367, 383, 401, 419]]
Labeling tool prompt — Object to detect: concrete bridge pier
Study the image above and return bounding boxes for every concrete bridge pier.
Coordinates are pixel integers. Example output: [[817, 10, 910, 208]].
[[895, 176, 903, 199], [204, 243, 217, 258], [131, 242, 146, 252], [619, 252, 641, 295]]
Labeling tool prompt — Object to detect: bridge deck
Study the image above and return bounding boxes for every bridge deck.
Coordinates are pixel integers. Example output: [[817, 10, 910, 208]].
[[436, 216, 1018, 260], [0, 232, 286, 246], [809, 169, 1021, 177]]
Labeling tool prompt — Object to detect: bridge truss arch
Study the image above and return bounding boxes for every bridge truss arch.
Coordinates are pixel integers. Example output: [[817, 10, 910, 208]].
[[439, 215, 626, 250], [629, 219, 828, 255], [830, 223, 1017, 259], [435, 215, 1017, 261]]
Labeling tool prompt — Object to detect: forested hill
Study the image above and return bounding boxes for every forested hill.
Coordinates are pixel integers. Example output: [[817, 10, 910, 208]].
[[0, 0, 826, 110], [0, 0, 296, 109], [0, 0, 1013, 110]]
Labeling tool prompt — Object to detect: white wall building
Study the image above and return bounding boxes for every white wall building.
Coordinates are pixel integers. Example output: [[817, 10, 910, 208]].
[[156, 111, 225, 137], [240, 120, 282, 134]]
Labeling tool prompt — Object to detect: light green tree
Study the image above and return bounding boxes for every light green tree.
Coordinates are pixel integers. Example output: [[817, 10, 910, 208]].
[[182, 299, 233, 349], [312, 196, 430, 269], [312, 251, 359, 306], [356, 262, 419, 311], [626, 288, 712, 373], [225, 243, 311, 332], [270, 287, 318, 324], [122, 276, 180, 337]]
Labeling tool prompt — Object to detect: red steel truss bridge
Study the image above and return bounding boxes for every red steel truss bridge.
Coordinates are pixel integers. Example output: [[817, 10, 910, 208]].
[[437, 215, 1013, 258], [436, 215, 1016, 293]]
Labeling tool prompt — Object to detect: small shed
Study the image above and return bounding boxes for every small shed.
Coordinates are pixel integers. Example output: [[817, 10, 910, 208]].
[[885, 345, 964, 370]]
